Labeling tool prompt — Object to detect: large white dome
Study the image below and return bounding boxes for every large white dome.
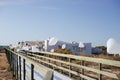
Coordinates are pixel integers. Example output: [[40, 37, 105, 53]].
[[107, 38, 120, 54], [48, 37, 58, 46]]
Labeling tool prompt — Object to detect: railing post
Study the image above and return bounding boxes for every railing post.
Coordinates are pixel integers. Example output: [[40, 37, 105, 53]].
[[48, 54, 50, 68], [69, 58, 71, 77], [6, 50, 10, 63], [19, 56, 21, 80], [15, 54, 16, 79], [15, 54, 18, 79], [23, 59, 26, 80], [53, 56, 55, 70], [16, 55, 18, 80], [13, 54, 15, 77], [9, 52, 12, 68], [5, 49, 9, 62], [81, 60, 84, 80], [31, 64, 34, 80], [8, 51, 10, 63], [60, 57, 62, 73], [11, 53, 13, 70], [99, 63, 102, 80]]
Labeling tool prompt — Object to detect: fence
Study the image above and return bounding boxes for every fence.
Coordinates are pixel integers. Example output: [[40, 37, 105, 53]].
[[5, 49, 120, 80], [5, 49, 54, 80]]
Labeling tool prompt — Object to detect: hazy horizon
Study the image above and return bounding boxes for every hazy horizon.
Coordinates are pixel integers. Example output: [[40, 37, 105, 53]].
[[0, 0, 120, 46]]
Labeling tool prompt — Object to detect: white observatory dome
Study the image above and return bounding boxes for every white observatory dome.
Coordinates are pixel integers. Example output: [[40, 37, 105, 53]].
[[107, 38, 120, 54]]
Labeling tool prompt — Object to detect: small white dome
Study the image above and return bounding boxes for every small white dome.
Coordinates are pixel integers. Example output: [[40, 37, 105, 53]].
[[62, 44, 66, 49]]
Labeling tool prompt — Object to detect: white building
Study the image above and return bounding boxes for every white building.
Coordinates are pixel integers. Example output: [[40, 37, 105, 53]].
[[10, 37, 93, 54], [37, 38, 92, 54]]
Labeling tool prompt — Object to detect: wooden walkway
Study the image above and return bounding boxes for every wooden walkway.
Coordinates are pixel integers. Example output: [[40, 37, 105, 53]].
[[0, 53, 15, 80]]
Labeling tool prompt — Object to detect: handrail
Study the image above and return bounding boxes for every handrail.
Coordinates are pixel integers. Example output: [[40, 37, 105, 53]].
[[28, 51, 120, 80], [5, 49, 53, 80], [30, 53, 119, 79], [5, 49, 120, 80], [34, 51, 120, 67]]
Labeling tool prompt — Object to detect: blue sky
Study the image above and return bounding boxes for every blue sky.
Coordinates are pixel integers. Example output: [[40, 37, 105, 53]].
[[0, 0, 120, 46]]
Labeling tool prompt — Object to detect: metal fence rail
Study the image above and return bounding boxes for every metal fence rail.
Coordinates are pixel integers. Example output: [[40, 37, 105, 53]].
[[5, 49, 120, 80]]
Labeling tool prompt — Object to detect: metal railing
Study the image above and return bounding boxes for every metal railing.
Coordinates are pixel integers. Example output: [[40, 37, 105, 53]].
[[5, 49, 120, 80]]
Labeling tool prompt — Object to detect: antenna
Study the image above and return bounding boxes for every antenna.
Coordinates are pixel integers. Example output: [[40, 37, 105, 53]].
[[62, 44, 66, 49], [49, 37, 58, 46]]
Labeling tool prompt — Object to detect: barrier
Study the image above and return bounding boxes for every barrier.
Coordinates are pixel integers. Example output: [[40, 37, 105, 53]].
[[5, 49, 120, 80]]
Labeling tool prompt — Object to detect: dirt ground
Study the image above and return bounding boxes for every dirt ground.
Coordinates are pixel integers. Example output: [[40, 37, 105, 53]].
[[0, 53, 14, 80]]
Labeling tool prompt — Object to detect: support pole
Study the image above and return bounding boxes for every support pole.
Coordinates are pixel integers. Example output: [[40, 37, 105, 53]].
[[31, 64, 34, 80], [19, 56, 21, 80], [23, 59, 26, 80], [99, 63, 102, 80]]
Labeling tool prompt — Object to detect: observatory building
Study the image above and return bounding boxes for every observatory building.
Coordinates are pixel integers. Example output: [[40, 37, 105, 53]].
[[107, 38, 120, 55], [44, 38, 92, 54], [10, 37, 93, 54]]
